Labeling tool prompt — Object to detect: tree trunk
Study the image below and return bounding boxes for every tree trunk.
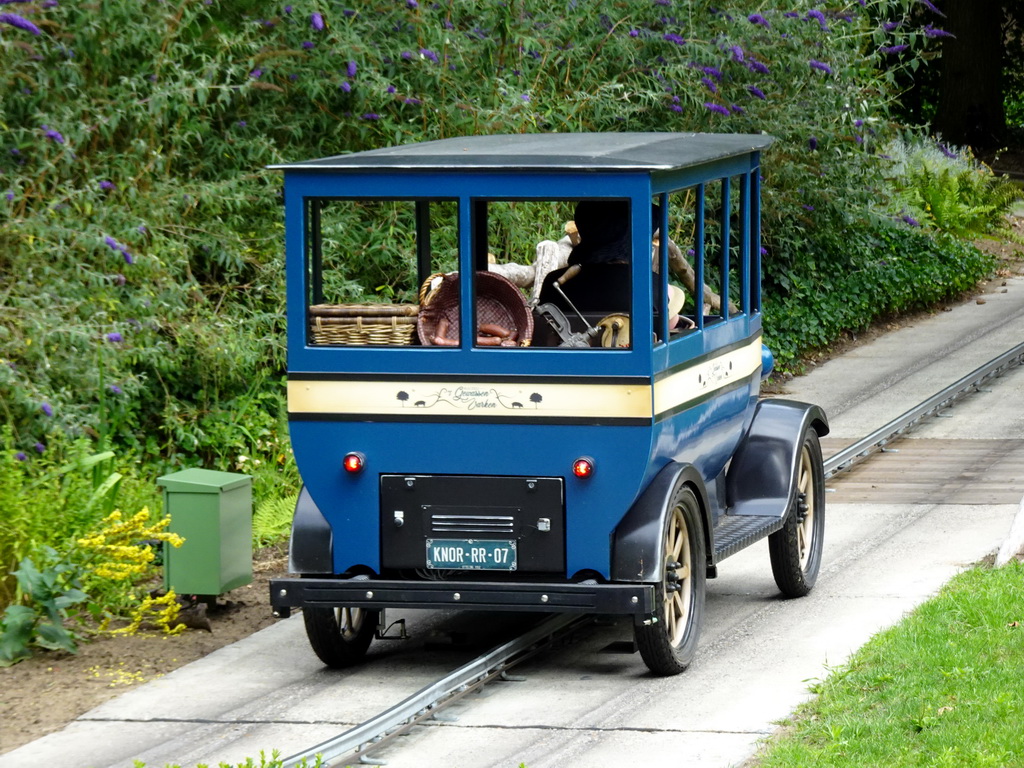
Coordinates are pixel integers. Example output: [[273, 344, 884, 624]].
[[933, 0, 1006, 149]]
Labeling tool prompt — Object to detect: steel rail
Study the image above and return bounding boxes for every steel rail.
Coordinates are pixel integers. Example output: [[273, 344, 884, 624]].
[[281, 613, 591, 767], [823, 339, 1024, 479]]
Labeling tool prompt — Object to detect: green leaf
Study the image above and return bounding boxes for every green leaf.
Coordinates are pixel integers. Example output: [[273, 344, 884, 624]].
[[34, 619, 79, 653], [0, 605, 37, 666]]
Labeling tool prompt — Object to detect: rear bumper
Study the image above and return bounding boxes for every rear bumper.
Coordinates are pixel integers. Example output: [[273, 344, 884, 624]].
[[270, 577, 656, 622]]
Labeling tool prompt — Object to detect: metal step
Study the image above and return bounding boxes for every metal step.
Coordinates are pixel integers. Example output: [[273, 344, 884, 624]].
[[713, 514, 785, 562]]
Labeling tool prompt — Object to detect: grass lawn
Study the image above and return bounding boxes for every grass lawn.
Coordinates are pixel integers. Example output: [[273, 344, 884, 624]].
[[751, 561, 1024, 767]]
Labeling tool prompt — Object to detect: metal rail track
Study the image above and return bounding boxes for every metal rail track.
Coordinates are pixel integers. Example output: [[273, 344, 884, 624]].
[[283, 339, 1024, 768], [823, 339, 1024, 479], [282, 613, 592, 767]]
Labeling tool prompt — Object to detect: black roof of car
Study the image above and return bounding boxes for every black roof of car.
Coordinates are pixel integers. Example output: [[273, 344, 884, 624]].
[[270, 132, 773, 173]]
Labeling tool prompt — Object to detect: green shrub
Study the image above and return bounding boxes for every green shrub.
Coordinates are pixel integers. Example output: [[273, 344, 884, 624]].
[[763, 224, 996, 370], [883, 137, 1022, 237], [1, 0, 952, 463]]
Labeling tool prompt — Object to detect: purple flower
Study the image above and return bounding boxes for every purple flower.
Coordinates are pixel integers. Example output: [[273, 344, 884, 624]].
[[407, 0, 418, 6], [137, 224, 147, 234], [340, 81, 351, 92], [401, 50, 412, 60], [0, 13, 41, 35], [104, 235, 119, 250], [40, 402, 53, 417], [520, 93, 530, 101], [122, 250, 133, 265], [403, 97, 421, 104], [918, 0, 945, 16], [701, 66, 722, 81], [748, 13, 770, 29], [41, 125, 65, 144], [730, 45, 744, 62], [805, 9, 828, 30], [704, 102, 730, 116], [923, 24, 953, 38], [250, 68, 263, 79], [937, 142, 957, 160], [809, 59, 833, 74], [730, 104, 744, 114], [310, 12, 324, 31], [284, 5, 293, 12], [346, 60, 357, 77], [808, 135, 818, 150], [302, 40, 314, 49], [701, 77, 718, 93], [883, 21, 902, 31], [747, 85, 766, 100], [901, 214, 921, 227], [783, 11, 799, 17], [386, 84, 396, 94], [108, 384, 123, 395], [663, 32, 685, 45], [420, 48, 438, 63], [879, 44, 908, 54], [746, 60, 770, 75], [802, 204, 815, 211], [15, 452, 27, 462], [360, 113, 380, 120], [629, 29, 639, 37], [669, 104, 683, 113], [34, 442, 45, 453], [4, 190, 12, 201], [106, 332, 123, 343], [99, 180, 116, 191]]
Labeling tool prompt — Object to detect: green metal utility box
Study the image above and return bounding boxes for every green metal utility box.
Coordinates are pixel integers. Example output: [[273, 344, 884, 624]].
[[157, 468, 253, 596]]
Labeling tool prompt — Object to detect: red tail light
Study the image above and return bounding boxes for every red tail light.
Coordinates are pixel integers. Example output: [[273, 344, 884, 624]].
[[342, 452, 365, 473], [572, 457, 595, 478]]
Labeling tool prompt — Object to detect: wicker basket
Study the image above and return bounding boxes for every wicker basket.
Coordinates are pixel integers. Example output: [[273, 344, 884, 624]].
[[417, 272, 533, 347], [309, 303, 419, 346]]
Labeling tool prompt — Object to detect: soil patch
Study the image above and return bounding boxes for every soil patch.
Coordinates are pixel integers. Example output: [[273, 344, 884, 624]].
[[0, 545, 290, 755]]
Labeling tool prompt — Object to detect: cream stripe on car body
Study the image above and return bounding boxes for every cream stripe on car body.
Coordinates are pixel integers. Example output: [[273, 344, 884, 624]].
[[288, 337, 764, 422]]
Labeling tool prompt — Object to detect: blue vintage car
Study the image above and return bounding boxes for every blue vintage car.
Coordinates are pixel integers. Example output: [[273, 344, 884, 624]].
[[269, 132, 828, 676]]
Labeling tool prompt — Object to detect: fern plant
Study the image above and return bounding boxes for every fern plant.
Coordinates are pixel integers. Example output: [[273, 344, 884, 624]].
[[252, 494, 299, 548], [885, 138, 1021, 237]]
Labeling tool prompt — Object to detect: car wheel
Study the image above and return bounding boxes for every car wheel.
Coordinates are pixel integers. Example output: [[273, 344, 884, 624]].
[[635, 485, 706, 676], [303, 606, 379, 668], [769, 429, 825, 597]]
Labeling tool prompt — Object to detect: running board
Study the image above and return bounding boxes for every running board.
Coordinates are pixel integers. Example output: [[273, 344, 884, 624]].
[[713, 514, 785, 563]]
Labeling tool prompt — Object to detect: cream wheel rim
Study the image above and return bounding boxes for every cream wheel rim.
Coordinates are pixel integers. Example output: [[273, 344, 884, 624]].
[[796, 444, 816, 570], [664, 505, 693, 646], [335, 607, 366, 641]]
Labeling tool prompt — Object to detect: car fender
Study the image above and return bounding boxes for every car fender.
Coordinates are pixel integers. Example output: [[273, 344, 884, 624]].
[[288, 486, 334, 574], [726, 398, 829, 519], [611, 462, 711, 583]]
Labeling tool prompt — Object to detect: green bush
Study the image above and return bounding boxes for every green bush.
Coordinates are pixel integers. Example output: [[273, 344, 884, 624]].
[[1, 0, 955, 462], [883, 137, 1022, 237], [763, 224, 996, 370]]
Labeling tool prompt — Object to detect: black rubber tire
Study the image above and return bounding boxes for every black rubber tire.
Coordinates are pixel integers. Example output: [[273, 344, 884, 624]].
[[634, 485, 707, 676], [769, 429, 826, 598], [303, 606, 379, 668]]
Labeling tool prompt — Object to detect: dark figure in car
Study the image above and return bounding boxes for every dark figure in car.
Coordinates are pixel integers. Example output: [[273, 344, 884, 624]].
[[538, 199, 632, 315]]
